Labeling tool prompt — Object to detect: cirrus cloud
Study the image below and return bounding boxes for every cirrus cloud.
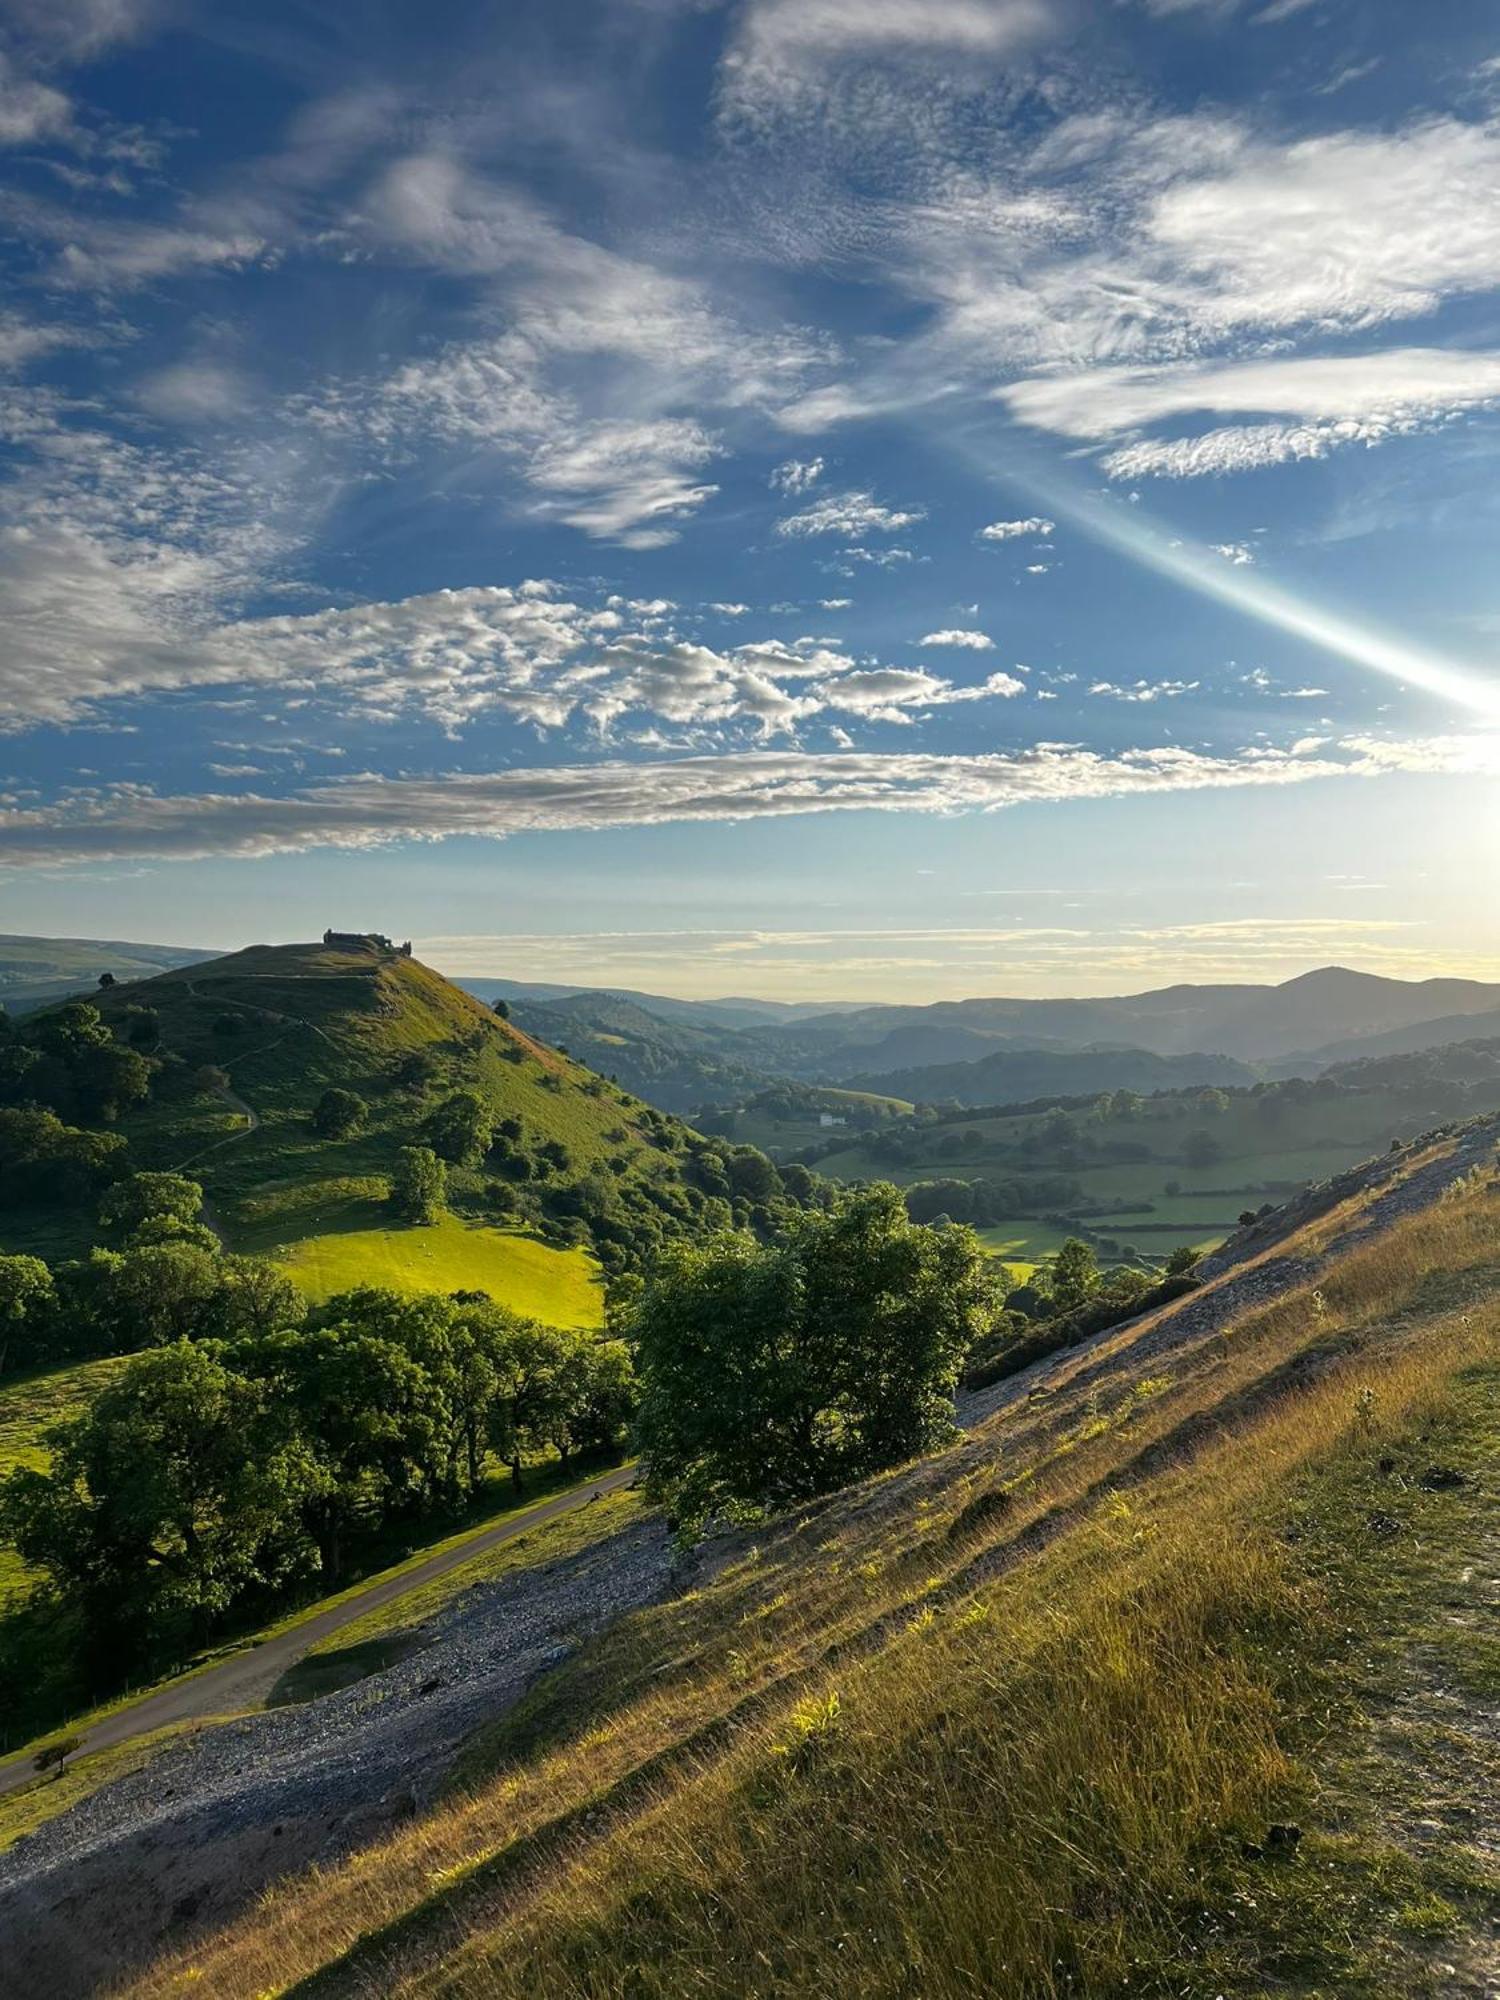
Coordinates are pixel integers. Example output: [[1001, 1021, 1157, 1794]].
[[4, 733, 1495, 867]]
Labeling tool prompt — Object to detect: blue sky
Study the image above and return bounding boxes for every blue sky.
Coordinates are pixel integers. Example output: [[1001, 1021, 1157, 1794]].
[[2, 0, 1499, 998]]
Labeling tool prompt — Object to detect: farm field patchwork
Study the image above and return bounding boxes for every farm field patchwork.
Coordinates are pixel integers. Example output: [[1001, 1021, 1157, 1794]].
[[795, 1083, 1434, 1269]]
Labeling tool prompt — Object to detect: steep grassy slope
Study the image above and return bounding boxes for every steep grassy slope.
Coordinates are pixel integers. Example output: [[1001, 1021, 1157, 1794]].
[[125, 1121, 1500, 2000], [2, 940, 745, 1321]]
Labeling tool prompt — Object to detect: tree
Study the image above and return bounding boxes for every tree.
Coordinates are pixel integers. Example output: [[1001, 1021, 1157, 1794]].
[[70, 1040, 153, 1122], [237, 1322, 442, 1579], [0, 1342, 316, 1655], [97, 972, 116, 991], [1050, 1237, 1101, 1316], [0, 1112, 125, 1200], [33, 1736, 82, 1781], [634, 1185, 989, 1528], [0, 1253, 57, 1375], [424, 1089, 492, 1166], [125, 1008, 160, 1050], [492, 998, 510, 1020], [62, 1241, 226, 1351], [312, 1087, 367, 1139], [390, 1146, 446, 1224], [99, 1171, 204, 1242], [1184, 1129, 1222, 1171]]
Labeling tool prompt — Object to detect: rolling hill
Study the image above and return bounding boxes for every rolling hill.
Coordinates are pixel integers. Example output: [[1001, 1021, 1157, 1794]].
[[0, 939, 799, 1323], [506, 990, 777, 1113], [717, 966, 1500, 1078], [488, 967, 1500, 1100], [841, 1042, 1258, 1105], [0, 935, 216, 1017]]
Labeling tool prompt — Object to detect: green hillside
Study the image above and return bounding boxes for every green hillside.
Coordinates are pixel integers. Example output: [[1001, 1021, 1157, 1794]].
[[509, 990, 775, 1113], [1, 940, 799, 1324]]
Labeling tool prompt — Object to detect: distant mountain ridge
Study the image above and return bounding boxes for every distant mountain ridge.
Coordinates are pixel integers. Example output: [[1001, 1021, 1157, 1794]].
[[841, 1044, 1259, 1107], [0, 934, 217, 1015]]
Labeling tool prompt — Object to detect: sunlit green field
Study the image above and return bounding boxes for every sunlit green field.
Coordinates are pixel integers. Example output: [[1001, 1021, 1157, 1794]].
[[275, 1213, 605, 1327]]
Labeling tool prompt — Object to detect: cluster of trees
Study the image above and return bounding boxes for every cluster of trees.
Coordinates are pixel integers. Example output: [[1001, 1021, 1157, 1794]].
[[0, 1107, 126, 1209], [0, 1278, 635, 1660], [630, 1185, 995, 1529], [700, 1084, 904, 1135], [0, 1173, 303, 1373], [902, 1173, 1082, 1228], [0, 1002, 153, 1126]]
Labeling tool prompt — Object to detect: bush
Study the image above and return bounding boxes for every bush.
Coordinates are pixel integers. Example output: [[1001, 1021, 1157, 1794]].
[[312, 1087, 367, 1139]]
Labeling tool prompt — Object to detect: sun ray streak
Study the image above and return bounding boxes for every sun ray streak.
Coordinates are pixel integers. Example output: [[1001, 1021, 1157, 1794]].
[[959, 447, 1500, 722]]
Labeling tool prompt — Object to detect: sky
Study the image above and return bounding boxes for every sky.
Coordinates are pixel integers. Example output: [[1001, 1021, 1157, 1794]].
[[2, 0, 1500, 1001]]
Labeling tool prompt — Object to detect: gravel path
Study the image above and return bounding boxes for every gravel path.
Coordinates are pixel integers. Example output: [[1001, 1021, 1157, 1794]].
[[0, 1464, 638, 1804]]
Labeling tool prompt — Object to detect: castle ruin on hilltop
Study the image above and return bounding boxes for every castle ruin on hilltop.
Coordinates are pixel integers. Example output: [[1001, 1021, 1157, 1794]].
[[322, 929, 412, 956]]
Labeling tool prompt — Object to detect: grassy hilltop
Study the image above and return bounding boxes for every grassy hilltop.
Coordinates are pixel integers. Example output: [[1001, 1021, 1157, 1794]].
[[2, 939, 770, 1324]]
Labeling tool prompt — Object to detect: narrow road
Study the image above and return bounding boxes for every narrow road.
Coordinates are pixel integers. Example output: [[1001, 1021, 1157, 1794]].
[[0, 1462, 637, 1799]]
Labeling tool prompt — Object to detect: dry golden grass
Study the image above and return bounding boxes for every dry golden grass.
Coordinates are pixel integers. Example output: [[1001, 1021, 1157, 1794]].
[[132, 1156, 1500, 2000]]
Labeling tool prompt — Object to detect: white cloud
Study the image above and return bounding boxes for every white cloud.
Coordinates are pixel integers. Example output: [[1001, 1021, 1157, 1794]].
[[776, 488, 926, 536], [770, 455, 825, 493], [0, 314, 90, 371], [921, 628, 994, 648], [0, 493, 1025, 740], [1004, 348, 1500, 480], [348, 152, 834, 543], [3, 0, 159, 63], [6, 732, 1495, 866], [1210, 541, 1255, 565], [3, 183, 277, 289], [835, 545, 919, 567], [1089, 678, 1200, 702], [720, 0, 1056, 125], [980, 516, 1054, 540], [773, 107, 1500, 475], [134, 361, 250, 423], [0, 52, 72, 145]]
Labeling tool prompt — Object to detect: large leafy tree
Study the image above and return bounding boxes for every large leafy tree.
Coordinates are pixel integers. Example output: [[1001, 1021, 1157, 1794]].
[[0, 1253, 57, 1376], [98, 1171, 204, 1242], [311, 1087, 367, 1138], [633, 1184, 990, 1528], [391, 1144, 446, 1223], [236, 1323, 443, 1579], [0, 1342, 317, 1658], [424, 1089, 493, 1166]]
